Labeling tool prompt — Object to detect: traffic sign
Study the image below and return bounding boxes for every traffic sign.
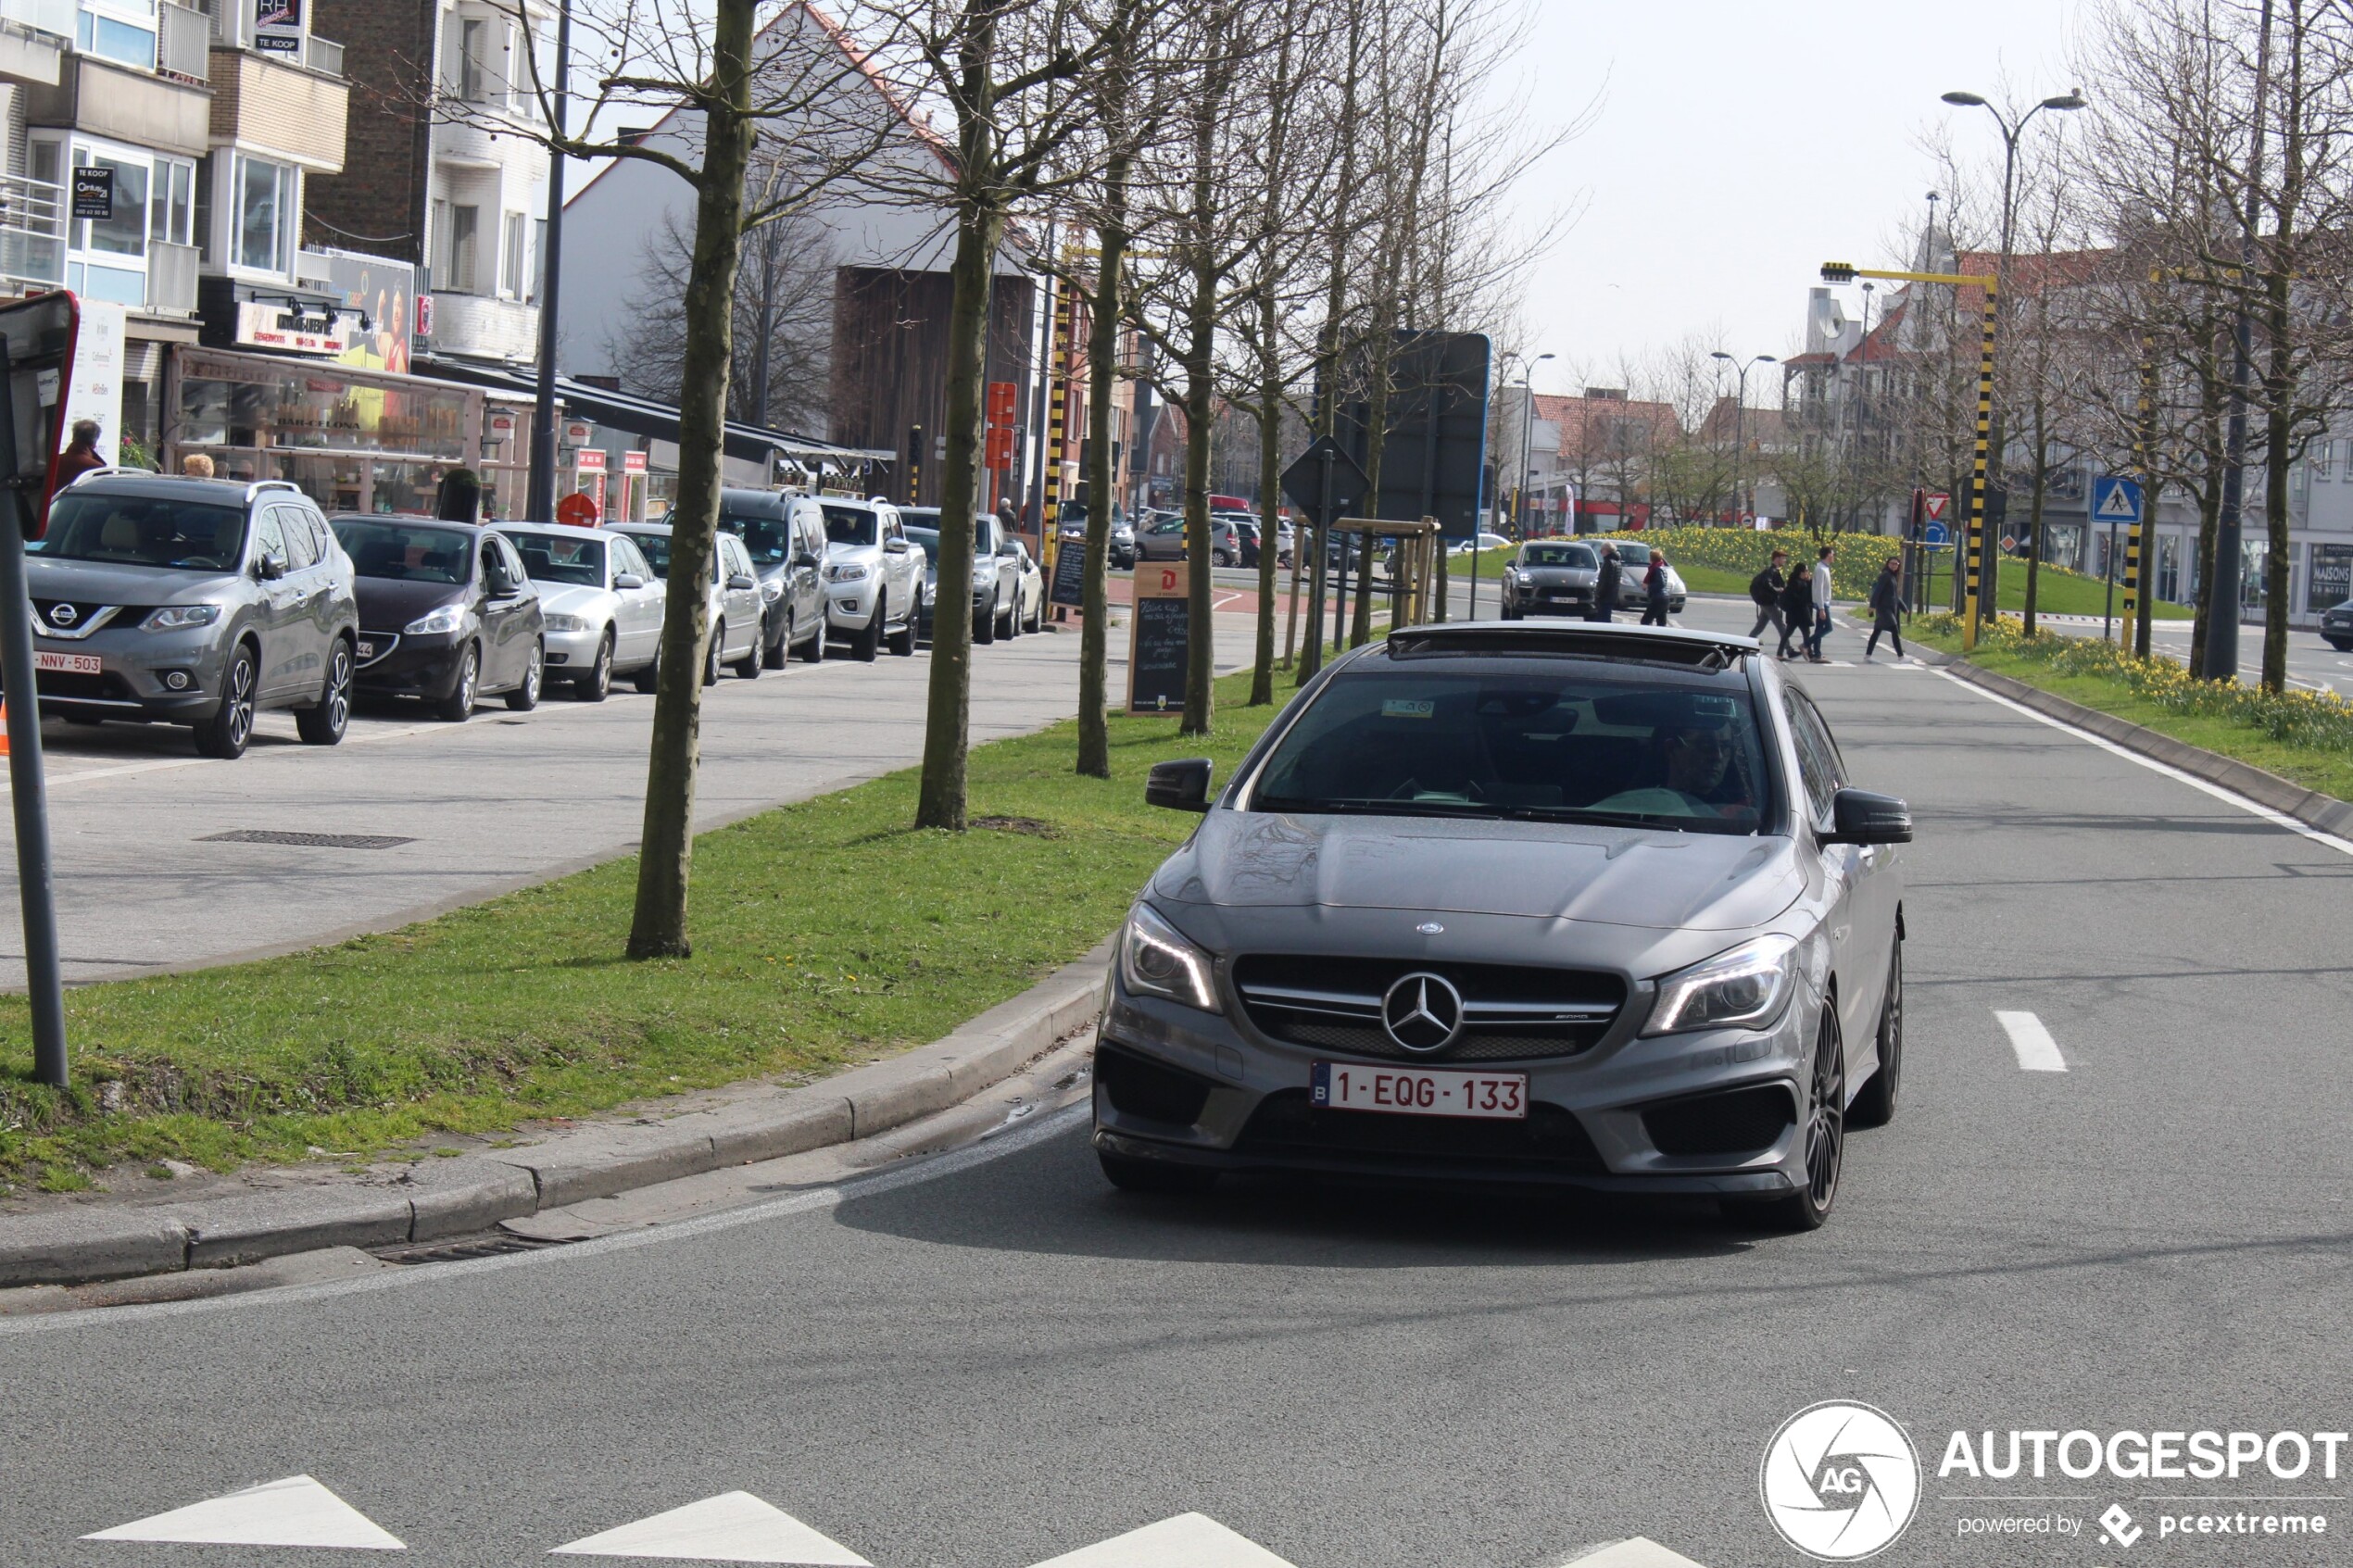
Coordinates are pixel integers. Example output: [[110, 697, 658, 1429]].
[[1279, 435, 1369, 526], [2092, 475, 2144, 525], [555, 491, 600, 527], [1922, 521, 1949, 546], [1923, 491, 1950, 522]]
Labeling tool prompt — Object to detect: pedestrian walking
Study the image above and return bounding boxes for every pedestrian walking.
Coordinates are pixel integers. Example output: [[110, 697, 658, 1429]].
[[1587, 543, 1621, 622], [1641, 547, 1671, 625], [1866, 557, 1906, 660], [1777, 561, 1814, 659], [1806, 545, 1835, 661], [55, 419, 107, 487], [1747, 548, 1788, 642]]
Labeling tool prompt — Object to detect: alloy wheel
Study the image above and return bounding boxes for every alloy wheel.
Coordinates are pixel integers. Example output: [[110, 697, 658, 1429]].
[[225, 655, 255, 748], [1804, 1013, 1845, 1211]]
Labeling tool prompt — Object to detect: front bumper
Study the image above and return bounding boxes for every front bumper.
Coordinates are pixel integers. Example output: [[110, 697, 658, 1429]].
[[824, 577, 880, 631], [1090, 971, 1811, 1196], [539, 623, 606, 670], [355, 630, 466, 697], [9, 625, 233, 721]]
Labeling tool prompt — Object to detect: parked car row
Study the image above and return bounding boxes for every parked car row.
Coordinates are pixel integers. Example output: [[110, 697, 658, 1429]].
[[13, 472, 1045, 762], [1133, 508, 1295, 569], [903, 508, 1044, 643]]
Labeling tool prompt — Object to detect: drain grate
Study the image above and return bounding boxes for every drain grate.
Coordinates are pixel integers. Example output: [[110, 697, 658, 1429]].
[[199, 830, 416, 850], [373, 1233, 573, 1266]]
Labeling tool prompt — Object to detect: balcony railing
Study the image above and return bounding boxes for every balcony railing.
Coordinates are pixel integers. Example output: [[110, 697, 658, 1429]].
[[146, 240, 198, 314], [0, 0, 72, 39], [304, 33, 342, 75], [158, 0, 209, 79], [0, 171, 66, 295]]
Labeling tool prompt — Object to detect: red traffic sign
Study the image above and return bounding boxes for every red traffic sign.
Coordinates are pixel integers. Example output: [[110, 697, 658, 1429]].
[[555, 491, 600, 527], [985, 425, 1013, 469], [1923, 492, 1949, 521], [987, 381, 1017, 427]]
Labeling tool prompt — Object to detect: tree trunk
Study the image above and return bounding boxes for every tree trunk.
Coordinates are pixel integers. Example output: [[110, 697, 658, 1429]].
[[625, 0, 756, 960], [1077, 214, 1126, 773], [2021, 453, 2046, 635], [1250, 363, 1280, 705], [1181, 272, 1217, 735], [913, 199, 1000, 829], [2259, 271, 2294, 696]]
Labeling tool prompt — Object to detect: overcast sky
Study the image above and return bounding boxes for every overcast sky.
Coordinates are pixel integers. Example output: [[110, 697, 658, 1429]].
[[1508, 0, 2086, 398]]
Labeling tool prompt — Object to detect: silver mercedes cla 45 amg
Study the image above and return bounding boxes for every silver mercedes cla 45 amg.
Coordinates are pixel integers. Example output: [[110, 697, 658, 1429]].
[[1090, 621, 1911, 1230]]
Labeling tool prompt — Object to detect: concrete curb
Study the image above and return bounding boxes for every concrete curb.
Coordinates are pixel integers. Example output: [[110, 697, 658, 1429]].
[[1923, 650, 2353, 839], [0, 944, 1111, 1287]]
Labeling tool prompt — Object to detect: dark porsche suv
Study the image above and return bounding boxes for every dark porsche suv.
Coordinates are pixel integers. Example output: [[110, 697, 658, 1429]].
[[1091, 621, 1911, 1231]]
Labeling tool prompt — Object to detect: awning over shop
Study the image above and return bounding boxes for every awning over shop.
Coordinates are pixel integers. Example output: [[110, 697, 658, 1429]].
[[414, 357, 892, 471]]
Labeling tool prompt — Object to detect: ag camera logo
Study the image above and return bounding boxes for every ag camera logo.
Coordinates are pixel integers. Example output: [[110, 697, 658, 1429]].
[[1760, 1401, 1922, 1561]]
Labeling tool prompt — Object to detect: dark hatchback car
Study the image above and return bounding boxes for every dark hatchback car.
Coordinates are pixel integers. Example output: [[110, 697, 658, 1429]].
[[1091, 621, 1911, 1232], [333, 518, 545, 721]]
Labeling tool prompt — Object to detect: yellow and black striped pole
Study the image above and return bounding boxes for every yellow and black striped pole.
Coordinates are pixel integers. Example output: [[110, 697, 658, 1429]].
[[2124, 340, 2156, 658], [1963, 278, 1999, 650], [1039, 279, 1076, 590]]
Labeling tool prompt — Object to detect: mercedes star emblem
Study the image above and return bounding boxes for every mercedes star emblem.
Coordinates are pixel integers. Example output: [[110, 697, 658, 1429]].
[[1381, 971, 1464, 1054], [48, 603, 77, 627]]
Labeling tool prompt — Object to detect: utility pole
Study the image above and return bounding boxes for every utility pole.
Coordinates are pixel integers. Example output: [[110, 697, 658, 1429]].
[[525, 0, 573, 522]]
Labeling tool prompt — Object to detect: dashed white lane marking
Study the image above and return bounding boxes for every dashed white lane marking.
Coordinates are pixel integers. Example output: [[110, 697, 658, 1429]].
[[1555, 1539, 1710, 1568], [551, 1491, 869, 1563], [1025, 1512, 1298, 1568], [1994, 1010, 2068, 1073], [1932, 669, 2353, 860], [82, 1474, 404, 1549]]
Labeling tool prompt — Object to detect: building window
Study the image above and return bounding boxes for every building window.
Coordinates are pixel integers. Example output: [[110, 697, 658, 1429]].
[[500, 210, 524, 297], [446, 205, 479, 295], [81, 153, 150, 258], [77, 1, 158, 70], [52, 136, 195, 305], [235, 154, 297, 275], [531, 217, 546, 302], [459, 18, 488, 101], [2316, 439, 2335, 481]]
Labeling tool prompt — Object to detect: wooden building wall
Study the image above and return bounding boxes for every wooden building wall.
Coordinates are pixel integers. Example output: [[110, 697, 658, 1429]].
[[831, 268, 1038, 508]]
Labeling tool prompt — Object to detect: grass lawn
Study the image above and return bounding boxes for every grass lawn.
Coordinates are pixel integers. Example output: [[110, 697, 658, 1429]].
[[1911, 564, 2194, 621], [1908, 621, 2353, 801], [0, 672, 1295, 1193]]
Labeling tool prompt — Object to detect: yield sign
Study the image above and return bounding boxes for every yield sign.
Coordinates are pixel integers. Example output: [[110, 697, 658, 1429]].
[[1922, 492, 1949, 522], [1278, 435, 1369, 526]]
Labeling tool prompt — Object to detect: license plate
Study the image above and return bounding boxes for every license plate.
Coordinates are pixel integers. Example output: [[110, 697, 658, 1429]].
[[33, 651, 100, 675], [1311, 1062, 1527, 1120], [355, 640, 376, 659]]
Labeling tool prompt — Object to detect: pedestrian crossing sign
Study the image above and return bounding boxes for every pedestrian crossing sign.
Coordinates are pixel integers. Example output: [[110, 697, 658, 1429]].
[[2092, 475, 2143, 525]]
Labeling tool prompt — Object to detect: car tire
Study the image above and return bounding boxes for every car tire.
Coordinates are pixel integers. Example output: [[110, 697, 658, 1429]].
[[195, 641, 259, 760], [434, 645, 480, 722], [2329, 637, 2353, 652], [631, 645, 662, 694], [704, 621, 726, 685], [506, 640, 545, 711], [851, 595, 884, 661], [888, 607, 917, 657], [762, 621, 788, 669], [798, 615, 825, 663], [1098, 1149, 1218, 1196], [1025, 597, 1042, 633], [1848, 934, 1903, 1129], [733, 626, 762, 680], [1733, 1009, 1845, 1233], [296, 636, 354, 746], [1213, 549, 1233, 568], [996, 596, 1016, 641], [975, 595, 998, 644], [575, 630, 614, 701]]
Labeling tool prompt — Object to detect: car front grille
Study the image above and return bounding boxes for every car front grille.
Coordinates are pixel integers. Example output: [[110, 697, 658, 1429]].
[[1232, 954, 1624, 1062], [31, 599, 132, 640], [1234, 1088, 1604, 1173]]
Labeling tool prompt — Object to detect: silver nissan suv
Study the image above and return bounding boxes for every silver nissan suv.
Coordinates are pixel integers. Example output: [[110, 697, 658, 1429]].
[[19, 473, 359, 758]]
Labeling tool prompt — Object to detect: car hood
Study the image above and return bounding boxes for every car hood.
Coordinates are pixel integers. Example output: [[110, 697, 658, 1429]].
[[535, 583, 623, 617], [1151, 809, 1803, 932], [25, 557, 242, 607], [353, 576, 468, 629]]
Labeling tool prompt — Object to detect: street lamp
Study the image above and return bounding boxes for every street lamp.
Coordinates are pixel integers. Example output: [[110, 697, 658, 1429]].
[[1940, 87, 2086, 624], [1711, 351, 1777, 527]]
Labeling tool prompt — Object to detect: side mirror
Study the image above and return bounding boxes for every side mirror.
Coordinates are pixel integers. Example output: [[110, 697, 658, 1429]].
[[255, 551, 286, 581], [727, 572, 756, 591], [1822, 787, 1912, 847], [1145, 758, 1214, 813], [999, 541, 1019, 558], [884, 537, 911, 556], [614, 571, 646, 591], [793, 550, 820, 570]]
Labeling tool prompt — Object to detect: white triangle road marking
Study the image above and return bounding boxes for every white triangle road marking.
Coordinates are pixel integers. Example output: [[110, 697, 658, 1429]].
[[1025, 1512, 1299, 1568], [82, 1474, 405, 1549], [550, 1491, 871, 1563], [1556, 1537, 1710, 1568]]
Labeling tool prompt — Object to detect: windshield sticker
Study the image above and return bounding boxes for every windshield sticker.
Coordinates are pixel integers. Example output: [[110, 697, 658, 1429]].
[[1381, 699, 1436, 720]]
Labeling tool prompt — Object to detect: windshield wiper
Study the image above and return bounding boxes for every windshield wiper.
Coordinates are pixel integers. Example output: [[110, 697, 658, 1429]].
[[1257, 798, 1506, 822]]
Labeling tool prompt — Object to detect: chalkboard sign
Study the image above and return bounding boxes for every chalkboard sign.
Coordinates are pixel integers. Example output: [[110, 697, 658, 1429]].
[[1051, 535, 1085, 608], [1127, 596, 1189, 714]]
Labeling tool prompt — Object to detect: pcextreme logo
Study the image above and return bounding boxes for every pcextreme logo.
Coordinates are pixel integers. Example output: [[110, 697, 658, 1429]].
[[1759, 1401, 1923, 1562]]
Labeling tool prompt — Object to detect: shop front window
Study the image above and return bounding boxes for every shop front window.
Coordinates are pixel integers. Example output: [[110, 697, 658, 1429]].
[[2310, 543, 2353, 613], [175, 350, 479, 517]]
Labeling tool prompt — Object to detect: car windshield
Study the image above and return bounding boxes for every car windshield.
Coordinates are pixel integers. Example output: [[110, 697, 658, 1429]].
[[33, 494, 247, 571], [1251, 665, 1771, 834], [720, 513, 788, 565], [1522, 544, 1594, 569], [903, 525, 940, 564], [333, 520, 472, 583], [1616, 545, 1653, 565], [500, 531, 606, 587], [822, 506, 876, 547], [618, 531, 671, 578]]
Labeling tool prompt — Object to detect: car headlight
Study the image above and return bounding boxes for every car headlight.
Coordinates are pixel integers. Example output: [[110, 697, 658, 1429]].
[[828, 561, 869, 583], [1119, 903, 1221, 1014], [1643, 935, 1799, 1036], [760, 577, 784, 603], [543, 612, 591, 633], [403, 603, 465, 636], [141, 603, 220, 632]]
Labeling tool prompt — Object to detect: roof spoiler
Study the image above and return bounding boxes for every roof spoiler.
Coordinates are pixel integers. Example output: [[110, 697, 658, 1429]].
[[1383, 621, 1760, 670]]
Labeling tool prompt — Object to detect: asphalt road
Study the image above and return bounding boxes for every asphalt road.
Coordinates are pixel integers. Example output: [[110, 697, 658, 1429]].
[[0, 615, 1262, 992], [1, 600, 2347, 1567]]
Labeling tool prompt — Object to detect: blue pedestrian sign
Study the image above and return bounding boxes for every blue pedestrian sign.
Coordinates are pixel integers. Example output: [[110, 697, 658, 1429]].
[[2092, 475, 2144, 526], [1922, 521, 1950, 546]]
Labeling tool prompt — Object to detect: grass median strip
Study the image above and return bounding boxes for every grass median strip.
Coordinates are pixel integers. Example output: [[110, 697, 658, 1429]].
[[1908, 612, 2353, 802], [0, 671, 1291, 1194]]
